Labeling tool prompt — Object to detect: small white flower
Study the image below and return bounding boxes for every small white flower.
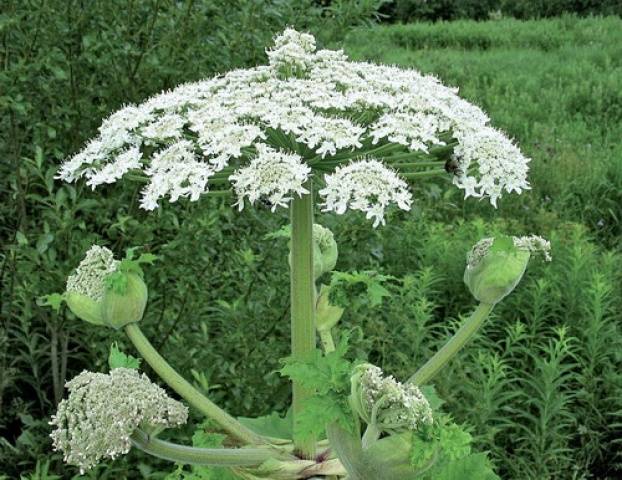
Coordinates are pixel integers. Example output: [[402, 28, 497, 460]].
[[267, 28, 316, 74], [85, 146, 142, 188], [513, 235, 552, 261], [230, 144, 310, 211], [320, 159, 412, 227], [140, 140, 213, 210], [140, 113, 186, 144]]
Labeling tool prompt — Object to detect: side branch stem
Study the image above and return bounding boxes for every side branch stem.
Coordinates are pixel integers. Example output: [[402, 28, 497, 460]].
[[130, 429, 285, 466], [408, 303, 494, 385], [290, 183, 317, 458], [124, 323, 264, 445]]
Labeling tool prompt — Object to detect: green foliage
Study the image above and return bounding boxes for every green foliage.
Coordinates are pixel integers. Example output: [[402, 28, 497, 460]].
[[279, 336, 354, 440], [411, 416, 498, 479], [108, 342, 141, 370], [329, 271, 394, 308], [238, 411, 293, 440]]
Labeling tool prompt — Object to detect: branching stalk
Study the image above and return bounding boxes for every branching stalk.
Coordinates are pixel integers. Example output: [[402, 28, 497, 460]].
[[124, 323, 264, 445], [408, 303, 494, 385], [130, 429, 286, 466]]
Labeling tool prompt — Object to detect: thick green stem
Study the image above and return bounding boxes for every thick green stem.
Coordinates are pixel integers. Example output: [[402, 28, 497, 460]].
[[124, 323, 264, 446], [130, 429, 285, 466], [290, 184, 317, 458], [408, 303, 494, 385]]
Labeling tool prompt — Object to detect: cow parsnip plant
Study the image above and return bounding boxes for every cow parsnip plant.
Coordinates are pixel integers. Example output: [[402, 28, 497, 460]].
[[44, 29, 551, 479]]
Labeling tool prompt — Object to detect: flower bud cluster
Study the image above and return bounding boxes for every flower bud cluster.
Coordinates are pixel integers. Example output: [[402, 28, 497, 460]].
[[66, 246, 119, 301], [465, 235, 551, 304], [65, 245, 148, 328], [267, 27, 316, 76], [50, 368, 188, 473], [312, 224, 338, 278], [351, 364, 433, 434]]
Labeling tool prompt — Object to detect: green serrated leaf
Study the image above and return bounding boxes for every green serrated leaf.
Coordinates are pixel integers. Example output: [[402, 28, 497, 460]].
[[108, 342, 141, 369], [37, 293, 65, 312], [424, 453, 499, 480]]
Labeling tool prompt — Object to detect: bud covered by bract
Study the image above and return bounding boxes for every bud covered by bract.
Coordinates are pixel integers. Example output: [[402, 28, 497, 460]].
[[350, 363, 433, 436], [464, 235, 551, 305], [65, 246, 119, 325], [316, 284, 344, 332], [287, 223, 338, 279], [64, 246, 150, 329], [313, 224, 338, 278]]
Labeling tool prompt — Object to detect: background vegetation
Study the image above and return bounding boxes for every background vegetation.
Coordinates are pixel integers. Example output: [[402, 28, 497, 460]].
[[1, 1, 621, 479]]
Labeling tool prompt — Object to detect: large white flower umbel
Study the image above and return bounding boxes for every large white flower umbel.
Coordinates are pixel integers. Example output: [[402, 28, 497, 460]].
[[58, 28, 529, 223]]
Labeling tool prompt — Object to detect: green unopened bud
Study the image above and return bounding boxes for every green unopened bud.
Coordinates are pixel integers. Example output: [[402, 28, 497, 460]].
[[287, 224, 338, 279], [102, 272, 148, 329], [64, 245, 151, 328], [316, 284, 344, 332], [313, 224, 338, 278], [464, 235, 551, 305], [65, 246, 119, 325]]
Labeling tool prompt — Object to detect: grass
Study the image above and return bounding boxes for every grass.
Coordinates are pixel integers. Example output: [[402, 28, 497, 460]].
[[344, 15, 622, 249]]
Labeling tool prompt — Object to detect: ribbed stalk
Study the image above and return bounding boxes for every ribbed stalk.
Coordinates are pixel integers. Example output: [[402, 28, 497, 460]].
[[124, 323, 264, 445], [289, 183, 317, 458], [408, 303, 494, 385], [130, 429, 283, 466]]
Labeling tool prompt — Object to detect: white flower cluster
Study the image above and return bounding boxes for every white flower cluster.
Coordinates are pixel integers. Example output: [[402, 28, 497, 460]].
[[50, 368, 188, 473], [229, 144, 310, 211], [267, 27, 316, 75], [467, 234, 552, 268], [356, 364, 433, 433], [513, 235, 552, 261], [320, 160, 412, 227], [66, 245, 119, 301], [59, 28, 530, 223]]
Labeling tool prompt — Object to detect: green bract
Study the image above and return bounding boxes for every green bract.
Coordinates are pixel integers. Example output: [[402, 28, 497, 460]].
[[102, 272, 148, 329], [316, 284, 344, 332], [65, 291, 105, 326]]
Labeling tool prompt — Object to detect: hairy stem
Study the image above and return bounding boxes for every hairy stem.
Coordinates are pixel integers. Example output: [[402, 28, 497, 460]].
[[124, 323, 264, 445], [130, 429, 286, 466], [408, 303, 494, 385], [290, 184, 317, 458]]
